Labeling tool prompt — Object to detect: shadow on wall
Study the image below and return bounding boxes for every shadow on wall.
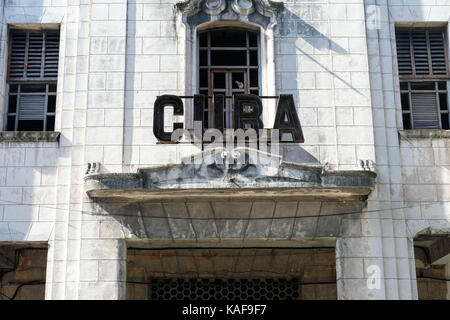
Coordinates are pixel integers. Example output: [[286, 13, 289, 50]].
[[122, 2, 323, 167], [275, 7, 363, 95], [91, 199, 367, 242], [272, 7, 366, 165], [122, 3, 373, 168]]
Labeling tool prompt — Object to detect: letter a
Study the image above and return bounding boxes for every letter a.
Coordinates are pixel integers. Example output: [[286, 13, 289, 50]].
[[273, 94, 304, 143]]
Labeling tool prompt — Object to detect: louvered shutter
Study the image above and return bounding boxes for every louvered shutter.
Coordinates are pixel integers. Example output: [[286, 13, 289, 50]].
[[412, 31, 430, 75], [18, 96, 45, 121], [9, 32, 26, 78], [9, 30, 59, 80], [44, 32, 60, 78], [395, 29, 448, 76], [26, 33, 44, 78], [395, 31, 412, 75], [411, 93, 440, 129], [429, 31, 447, 74]]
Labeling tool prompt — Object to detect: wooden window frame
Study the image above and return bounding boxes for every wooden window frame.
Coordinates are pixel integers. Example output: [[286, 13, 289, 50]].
[[5, 29, 59, 131], [198, 28, 260, 128]]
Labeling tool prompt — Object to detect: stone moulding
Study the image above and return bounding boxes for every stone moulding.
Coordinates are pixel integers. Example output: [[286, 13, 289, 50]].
[[85, 149, 376, 201], [0, 131, 60, 143], [398, 129, 450, 140]]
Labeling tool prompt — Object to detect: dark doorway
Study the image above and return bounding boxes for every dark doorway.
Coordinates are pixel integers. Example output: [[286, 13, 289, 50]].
[[414, 235, 450, 300], [0, 243, 48, 300], [126, 247, 337, 300]]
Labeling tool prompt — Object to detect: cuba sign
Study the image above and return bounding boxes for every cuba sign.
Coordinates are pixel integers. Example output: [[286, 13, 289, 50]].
[[153, 94, 304, 144]]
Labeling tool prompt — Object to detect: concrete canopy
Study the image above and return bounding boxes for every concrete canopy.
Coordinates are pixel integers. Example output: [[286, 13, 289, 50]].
[[85, 148, 376, 201]]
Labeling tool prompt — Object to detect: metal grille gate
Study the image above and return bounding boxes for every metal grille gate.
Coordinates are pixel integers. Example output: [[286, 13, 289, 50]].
[[148, 278, 300, 300]]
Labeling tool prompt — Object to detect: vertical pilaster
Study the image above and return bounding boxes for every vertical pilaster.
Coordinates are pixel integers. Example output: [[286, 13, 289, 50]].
[[77, 0, 128, 299], [338, 0, 418, 300], [45, 0, 79, 300]]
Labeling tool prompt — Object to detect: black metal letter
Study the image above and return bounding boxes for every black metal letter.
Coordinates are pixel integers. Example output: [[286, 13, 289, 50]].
[[273, 94, 304, 143], [153, 95, 184, 143], [213, 94, 224, 132], [233, 94, 264, 132], [193, 94, 206, 140]]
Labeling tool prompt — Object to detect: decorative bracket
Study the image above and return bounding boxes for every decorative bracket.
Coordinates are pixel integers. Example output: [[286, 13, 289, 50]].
[[86, 162, 101, 175]]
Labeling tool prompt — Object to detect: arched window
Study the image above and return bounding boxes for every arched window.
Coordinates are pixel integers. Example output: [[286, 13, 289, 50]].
[[198, 28, 260, 128], [176, 0, 283, 128]]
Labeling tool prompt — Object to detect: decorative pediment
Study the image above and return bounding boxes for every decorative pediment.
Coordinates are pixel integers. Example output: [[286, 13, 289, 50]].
[[176, 0, 283, 22], [85, 148, 376, 201]]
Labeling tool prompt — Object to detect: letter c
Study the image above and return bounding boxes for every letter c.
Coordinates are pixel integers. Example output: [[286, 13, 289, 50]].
[[153, 95, 184, 143]]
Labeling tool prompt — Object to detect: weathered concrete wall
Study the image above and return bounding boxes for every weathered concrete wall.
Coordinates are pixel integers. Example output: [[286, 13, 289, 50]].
[[121, 0, 376, 171], [0, 1, 65, 242], [399, 135, 450, 235], [356, 0, 450, 300], [0, 0, 447, 300], [0, 141, 59, 242], [275, 1, 374, 170]]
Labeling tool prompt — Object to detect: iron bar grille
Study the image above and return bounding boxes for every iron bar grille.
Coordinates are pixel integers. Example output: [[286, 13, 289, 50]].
[[148, 278, 300, 300], [400, 81, 449, 129]]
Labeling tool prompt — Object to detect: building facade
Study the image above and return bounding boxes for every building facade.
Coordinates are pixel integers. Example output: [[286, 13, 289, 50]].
[[0, 0, 449, 300]]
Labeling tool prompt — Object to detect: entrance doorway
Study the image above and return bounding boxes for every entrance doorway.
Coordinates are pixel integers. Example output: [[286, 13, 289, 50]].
[[126, 247, 337, 300]]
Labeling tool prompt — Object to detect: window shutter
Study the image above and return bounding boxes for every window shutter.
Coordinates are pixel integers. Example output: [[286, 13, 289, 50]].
[[9, 30, 59, 80], [395, 31, 412, 75], [429, 31, 447, 75], [395, 29, 448, 76], [44, 32, 60, 78], [9, 32, 26, 78], [412, 31, 430, 75], [26, 33, 44, 78], [411, 93, 440, 129], [18, 95, 45, 121]]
